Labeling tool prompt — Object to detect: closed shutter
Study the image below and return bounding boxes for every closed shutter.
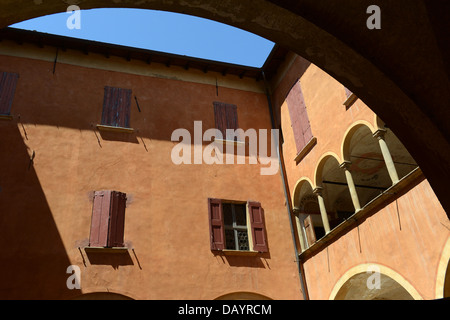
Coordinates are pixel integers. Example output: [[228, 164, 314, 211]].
[[0, 71, 19, 115], [303, 215, 316, 246], [213, 101, 238, 140], [208, 198, 225, 251], [108, 191, 127, 247], [89, 190, 112, 247], [286, 81, 313, 154], [101, 86, 132, 128], [248, 201, 268, 253]]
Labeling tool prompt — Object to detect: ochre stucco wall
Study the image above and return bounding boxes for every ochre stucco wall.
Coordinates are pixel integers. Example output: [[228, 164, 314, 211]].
[[0, 48, 302, 299]]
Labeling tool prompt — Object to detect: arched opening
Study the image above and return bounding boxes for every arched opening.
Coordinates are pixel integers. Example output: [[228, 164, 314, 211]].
[[343, 124, 393, 207], [444, 261, 450, 299], [292, 179, 323, 249], [375, 117, 419, 180], [316, 155, 355, 231], [342, 121, 420, 208], [215, 291, 272, 300], [71, 292, 134, 300], [333, 271, 415, 300]]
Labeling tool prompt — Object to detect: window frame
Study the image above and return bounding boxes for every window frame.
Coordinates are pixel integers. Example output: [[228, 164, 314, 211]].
[[223, 202, 250, 251]]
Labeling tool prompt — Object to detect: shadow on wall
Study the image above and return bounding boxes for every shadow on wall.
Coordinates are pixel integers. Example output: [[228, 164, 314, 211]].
[[0, 124, 73, 299]]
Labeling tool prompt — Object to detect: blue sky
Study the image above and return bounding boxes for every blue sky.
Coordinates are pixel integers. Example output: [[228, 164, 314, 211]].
[[10, 8, 274, 68]]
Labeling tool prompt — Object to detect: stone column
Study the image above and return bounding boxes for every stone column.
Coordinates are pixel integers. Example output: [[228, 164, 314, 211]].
[[293, 207, 306, 252], [373, 129, 399, 184], [313, 187, 331, 234], [340, 160, 361, 212]]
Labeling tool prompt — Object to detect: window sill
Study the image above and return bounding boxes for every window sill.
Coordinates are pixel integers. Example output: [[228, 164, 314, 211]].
[[84, 246, 128, 253], [343, 93, 358, 109], [0, 114, 13, 121], [213, 138, 246, 146], [96, 124, 134, 133], [294, 137, 317, 164], [221, 249, 259, 256]]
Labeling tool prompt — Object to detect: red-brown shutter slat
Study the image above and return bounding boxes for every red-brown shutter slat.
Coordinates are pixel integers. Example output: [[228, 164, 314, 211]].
[[225, 103, 238, 141], [119, 89, 132, 128], [89, 190, 112, 247], [286, 81, 313, 153], [102, 87, 132, 128], [248, 201, 268, 253], [213, 102, 227, 138], [0, 72, 19, 115], [107, 191, 126, 247], [101, 86, 113, 126], [208, 198, 225, 251]]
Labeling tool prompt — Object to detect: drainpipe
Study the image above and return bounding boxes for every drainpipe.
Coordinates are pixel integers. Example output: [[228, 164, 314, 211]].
[[261, 71, 309, 300]]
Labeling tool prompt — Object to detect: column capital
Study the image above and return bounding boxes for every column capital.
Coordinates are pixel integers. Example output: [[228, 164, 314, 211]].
[[313, 186, 324, 196], [339, 160, 352, 170], [373, 128, 387, 140]]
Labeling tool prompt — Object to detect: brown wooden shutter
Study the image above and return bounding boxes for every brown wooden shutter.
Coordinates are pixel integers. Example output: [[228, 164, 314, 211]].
[[225, 103, 238, 140], [101, 86, 131, 128], [208, 198, 225, 251], [303, 215, 316, 246], [107, 191, 127, 247], [89, 190, 112, 247], [286, 81, 313, 153], [248, 201, 268, 253], [213, 101, 238, 140], [0, 71, 19, 115]]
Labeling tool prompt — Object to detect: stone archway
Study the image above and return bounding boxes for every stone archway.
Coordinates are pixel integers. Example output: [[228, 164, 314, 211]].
[[0, 0, 449, 216], [330, 264, 422, 300]]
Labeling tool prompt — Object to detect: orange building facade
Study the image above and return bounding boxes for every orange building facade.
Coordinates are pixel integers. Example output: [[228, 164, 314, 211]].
[[0, 28, 448, 300]]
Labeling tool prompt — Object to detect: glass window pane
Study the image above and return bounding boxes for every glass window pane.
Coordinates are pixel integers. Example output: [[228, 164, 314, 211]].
[[225, 229, 236, 250], [223, 203, 233, 226], [234, 204, 247, 226]]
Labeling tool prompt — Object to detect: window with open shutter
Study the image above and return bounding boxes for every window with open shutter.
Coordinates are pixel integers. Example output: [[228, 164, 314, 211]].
[[286, 81, 316, 162], [0, 71, 19, 115], [213, 101, 239, 141], [101, 86, 132, 128], [208, 199, 268, 253], [89, 190, 127, 248]]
